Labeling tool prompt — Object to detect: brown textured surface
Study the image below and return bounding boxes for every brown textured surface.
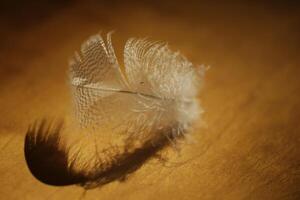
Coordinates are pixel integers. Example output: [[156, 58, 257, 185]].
[[0, 1, 299, 199]]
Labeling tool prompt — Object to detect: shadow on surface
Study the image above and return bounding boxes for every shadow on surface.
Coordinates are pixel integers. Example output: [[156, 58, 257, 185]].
[[24, 119, 177, 189]]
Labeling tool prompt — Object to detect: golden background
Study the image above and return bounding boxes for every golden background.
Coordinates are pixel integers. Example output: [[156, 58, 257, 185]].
[[0, 0, 299, 199]]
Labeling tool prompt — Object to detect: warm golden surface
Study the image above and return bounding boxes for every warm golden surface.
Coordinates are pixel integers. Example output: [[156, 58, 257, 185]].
[[0, 1, 299, 199]]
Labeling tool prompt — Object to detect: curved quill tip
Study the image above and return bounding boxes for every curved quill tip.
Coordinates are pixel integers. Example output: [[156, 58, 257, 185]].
[[24, 119, 85, 186]]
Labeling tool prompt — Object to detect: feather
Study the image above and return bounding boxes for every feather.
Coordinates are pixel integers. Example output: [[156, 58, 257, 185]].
[[69, 32, 204, 141], [24, 32, 205, 189]]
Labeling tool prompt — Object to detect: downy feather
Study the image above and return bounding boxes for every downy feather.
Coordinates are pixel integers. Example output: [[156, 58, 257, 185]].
[[69, 32, 204, 141], [24, 32, 205, 189]]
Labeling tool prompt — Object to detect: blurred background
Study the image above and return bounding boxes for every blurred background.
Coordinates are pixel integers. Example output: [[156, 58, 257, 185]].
[[0, 0, 299, 199]]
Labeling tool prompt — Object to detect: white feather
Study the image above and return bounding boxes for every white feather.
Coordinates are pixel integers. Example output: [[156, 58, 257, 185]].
[[69, 32, 204, 140]]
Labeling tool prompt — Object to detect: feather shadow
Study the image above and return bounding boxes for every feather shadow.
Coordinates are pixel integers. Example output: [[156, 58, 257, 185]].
[[24, 119, 180, 188]]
